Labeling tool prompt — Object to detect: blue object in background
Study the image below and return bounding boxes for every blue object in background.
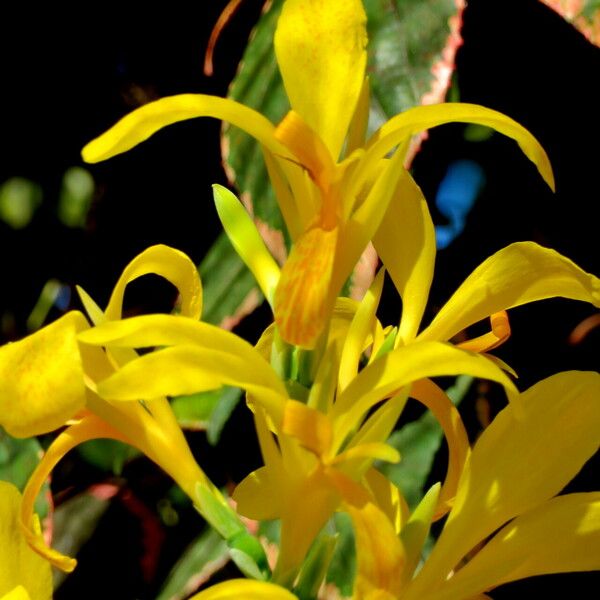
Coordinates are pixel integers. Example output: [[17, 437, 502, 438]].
[[434, 159, 485, 249]]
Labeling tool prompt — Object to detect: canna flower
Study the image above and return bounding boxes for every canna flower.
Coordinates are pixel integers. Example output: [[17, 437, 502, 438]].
[[345, 370, 600, 600], [77, 181, 600, 586], [0, 245, 266, 577], [0, 481, 51, 600], [79, 0, 555, 350]]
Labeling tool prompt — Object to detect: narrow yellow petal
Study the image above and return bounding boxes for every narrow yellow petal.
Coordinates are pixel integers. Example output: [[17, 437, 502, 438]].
[[79, 314, 286, 395], [274, 226, 338, 349], [105, 244, 202, 321], [434, 493, 600, 600], [82, 94, 291, 163], [410, 379, 471, 518], [338, 268, 385, 392], [212, 185, 280, 306], [362, 102, 554, 191], [372, 170, 436, 344], [407, 371, 600, 597], [189, 580, 297, 600], [400, 483, 441, 586], [0, 311, 88, 437], [93, 345, 287, 427], [0, 482, 52, 600], [363, 467, 409, 535], [418, 242, 600, 344], [274, 0, 367, 159], [20, 416, 130, 572], [332, 342, 518, 453]]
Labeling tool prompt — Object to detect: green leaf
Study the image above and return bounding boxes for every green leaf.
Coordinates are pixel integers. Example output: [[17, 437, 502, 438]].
[[378, 375, 473, 509], [326, 513, 356, 597], [171, 386, 241, 445], [540, 0, 600, 46], [156, 527, 229, 600], [199, 232, 264, 328], [77, 438, 140, 475], [0, 427, 50, 518]]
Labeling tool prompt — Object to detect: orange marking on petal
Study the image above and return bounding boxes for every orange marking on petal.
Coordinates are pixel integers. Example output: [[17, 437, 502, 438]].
[[275, 226, 338, 348], [275, 110, 336, 197]]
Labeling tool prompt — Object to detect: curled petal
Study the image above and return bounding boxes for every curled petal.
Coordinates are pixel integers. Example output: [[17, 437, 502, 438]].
[[410, 379, 471, 518], [82, 94, 291, 163], [20, 416, 131, 572], [418, 242, 600, 344], [359, 102, 554, 192], [105, 244, 203, 321]]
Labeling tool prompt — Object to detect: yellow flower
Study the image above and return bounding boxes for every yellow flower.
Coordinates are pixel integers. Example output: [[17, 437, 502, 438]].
[[75, 281, 521, 585], [346, 371, 600, 600], [0, 245, 248, 574], [79, 0, 554, 350], [0, 481, 51, 600]]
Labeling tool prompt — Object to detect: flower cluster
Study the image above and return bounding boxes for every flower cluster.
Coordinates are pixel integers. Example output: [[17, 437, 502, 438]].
[[1, 1, 599, 599]]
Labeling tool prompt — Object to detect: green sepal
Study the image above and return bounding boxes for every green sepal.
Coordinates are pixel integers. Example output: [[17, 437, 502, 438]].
[[294, 532, 338, 600]]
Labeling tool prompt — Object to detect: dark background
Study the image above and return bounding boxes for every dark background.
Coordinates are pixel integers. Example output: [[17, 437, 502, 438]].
[[0, 0, 598, 597]]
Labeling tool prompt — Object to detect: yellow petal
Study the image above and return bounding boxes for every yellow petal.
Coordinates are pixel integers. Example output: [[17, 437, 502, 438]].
[[363, 467, 409, 536], [331, 341, 518, 453], [432, 493, 600, 600], [341, 488, 406, 599], [406, 371, 600, 597], [0, 311, 88, 437], [362, 102, 554, 191], [93, 345, 286, 426], [233, 466, 281, 521], [274, 225, 338, 348], [20, 416, 130, 572], [282, 400, 333, 457], [400, 483, 441, 586], [0, 482, 52, 600], [105, 244, 202, 321], [418, 242, 600, 344], [338, 268, 385, 392], [82, 94, 291, 163], [274, 0, 367, 159], [274, 110, 336, 197], [1, 586, 31, 600], [212, 184, 280, 306], [189, 579, 298, 600], [372, 170, 436, 343], [79, 314, 286, 398], [410, 379, 471, 517]]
